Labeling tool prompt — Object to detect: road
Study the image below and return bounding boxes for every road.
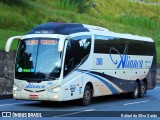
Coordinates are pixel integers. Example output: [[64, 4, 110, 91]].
[[0, 85, 160, 120]]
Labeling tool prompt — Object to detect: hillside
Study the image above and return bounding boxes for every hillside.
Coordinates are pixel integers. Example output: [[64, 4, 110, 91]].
[[0, 0, 160, 63]]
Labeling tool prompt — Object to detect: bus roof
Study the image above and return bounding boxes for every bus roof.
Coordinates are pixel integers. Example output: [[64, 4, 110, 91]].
[[27, 22, 153, 42]]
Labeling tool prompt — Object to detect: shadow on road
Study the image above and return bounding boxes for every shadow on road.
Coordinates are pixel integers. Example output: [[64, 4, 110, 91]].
[[20, 93, 149, 109]]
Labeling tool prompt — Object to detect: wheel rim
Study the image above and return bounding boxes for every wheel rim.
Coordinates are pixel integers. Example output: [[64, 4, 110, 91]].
[[134, 86, 138, 97], [141, 85, 145, 94], [84, 89, 91, 103]]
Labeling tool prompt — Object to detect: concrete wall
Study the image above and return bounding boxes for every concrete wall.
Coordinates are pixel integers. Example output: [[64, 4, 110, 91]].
[[0, 50, 160, 95], [0, 51, 16, 95]]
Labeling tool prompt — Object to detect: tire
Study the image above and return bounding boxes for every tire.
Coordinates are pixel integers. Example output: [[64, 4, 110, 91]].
[[129, 82, 139, 99], [80, 85, 92, 106], [40, 101, 49, 104], [138, 81, 146, 98]]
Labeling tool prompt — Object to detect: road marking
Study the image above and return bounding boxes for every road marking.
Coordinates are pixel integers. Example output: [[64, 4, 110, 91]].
[[54, 109, 95, 117], [85, 109, 95, 111], [124, 100, 149, 106], [54, 111, 86, 117], [0, 101, 36, 107]]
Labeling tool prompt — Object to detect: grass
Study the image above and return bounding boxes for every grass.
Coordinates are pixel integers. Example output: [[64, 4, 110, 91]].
[[146, 0, 159, 3], [0, 0, 160, 63]]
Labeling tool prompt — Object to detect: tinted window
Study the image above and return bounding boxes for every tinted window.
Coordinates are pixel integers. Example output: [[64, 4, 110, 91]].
[[94, 38, 126, 54], [64, 36, 91, 76], [94, 36, 155, 56], [128, 40, 155, 56]]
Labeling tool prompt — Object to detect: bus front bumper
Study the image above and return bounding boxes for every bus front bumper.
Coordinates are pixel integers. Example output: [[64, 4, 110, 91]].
[[13, 89, 63, 101]]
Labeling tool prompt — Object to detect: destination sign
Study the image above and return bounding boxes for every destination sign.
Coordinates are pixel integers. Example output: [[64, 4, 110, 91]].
[[27, 40, 57, 45]]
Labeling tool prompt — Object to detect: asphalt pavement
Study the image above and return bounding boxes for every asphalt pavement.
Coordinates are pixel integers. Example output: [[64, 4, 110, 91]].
[[0, 85, 160, 120]]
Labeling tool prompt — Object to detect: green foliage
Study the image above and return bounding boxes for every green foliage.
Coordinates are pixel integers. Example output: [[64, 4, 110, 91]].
[[146, 0, 159, 3], [0, 0, 160, 63], [0, 29, 24, 50], [56, 0, 93, 13], [117, 15, 159, 30], [68, 0, 93, 13], [0, 0, 28, 6]]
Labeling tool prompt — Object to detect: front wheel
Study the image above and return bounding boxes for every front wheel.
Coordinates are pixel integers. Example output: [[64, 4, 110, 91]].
[[80, 85, 92, 106]]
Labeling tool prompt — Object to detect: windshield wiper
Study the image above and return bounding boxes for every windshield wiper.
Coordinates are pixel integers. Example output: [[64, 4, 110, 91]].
[[45, 75, 56, 80], [16, 74, 33, 79], [35, 72, 56, 80]]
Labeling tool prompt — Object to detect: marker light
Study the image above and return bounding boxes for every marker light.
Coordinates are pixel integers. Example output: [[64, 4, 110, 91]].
[[13, 85, 21, 91]]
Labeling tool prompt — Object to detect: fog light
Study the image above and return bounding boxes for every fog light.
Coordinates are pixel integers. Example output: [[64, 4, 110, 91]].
[[13, 93, 17, 97], [54, 95, 58, 99]]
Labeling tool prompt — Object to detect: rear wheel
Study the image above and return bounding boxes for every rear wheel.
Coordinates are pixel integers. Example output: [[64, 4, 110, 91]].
[[138, 81, 146, 98], [129, 82, 139, 99], [80, 85, 92, 106]]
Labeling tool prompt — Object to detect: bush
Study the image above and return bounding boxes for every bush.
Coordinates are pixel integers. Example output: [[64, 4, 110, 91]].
[[60, 0, 93, 13], [70, 0, 90, 13]]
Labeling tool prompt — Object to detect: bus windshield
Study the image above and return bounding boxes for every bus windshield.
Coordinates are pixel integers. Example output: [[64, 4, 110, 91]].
[[15, 38, 61, 81]]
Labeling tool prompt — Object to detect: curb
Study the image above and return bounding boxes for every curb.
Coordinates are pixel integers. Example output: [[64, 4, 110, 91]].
[[0, 94, 13, 99]]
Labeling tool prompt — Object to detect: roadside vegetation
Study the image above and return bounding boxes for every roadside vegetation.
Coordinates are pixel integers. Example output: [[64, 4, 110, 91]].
[[0, 0, 160, 63]]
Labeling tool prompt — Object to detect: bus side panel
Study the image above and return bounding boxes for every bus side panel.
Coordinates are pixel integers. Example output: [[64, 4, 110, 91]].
[[94, 36, 156, 93], [82, 73, 113, 97], [62, 71, 83, 101], [92, 53, 154, 93], [145, 43, 157, 90], [146, 70, 156, 90]]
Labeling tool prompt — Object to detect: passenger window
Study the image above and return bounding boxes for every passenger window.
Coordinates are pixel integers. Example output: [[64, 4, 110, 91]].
[[64, 36, 91, 77]]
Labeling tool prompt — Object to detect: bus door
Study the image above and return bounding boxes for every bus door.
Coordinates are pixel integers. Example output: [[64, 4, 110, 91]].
[[63, 36, 91, 100]]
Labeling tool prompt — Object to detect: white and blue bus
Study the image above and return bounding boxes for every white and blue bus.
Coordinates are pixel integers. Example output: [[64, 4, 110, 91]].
[[5, 22, 157, 105]]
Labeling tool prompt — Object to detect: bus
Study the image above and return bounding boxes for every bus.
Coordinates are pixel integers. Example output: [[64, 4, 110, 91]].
[[5, 22, 157, 105]]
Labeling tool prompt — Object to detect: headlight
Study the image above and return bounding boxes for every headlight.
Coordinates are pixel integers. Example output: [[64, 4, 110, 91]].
[[48, 86, 62, 93], [13, 85, 21, 91]]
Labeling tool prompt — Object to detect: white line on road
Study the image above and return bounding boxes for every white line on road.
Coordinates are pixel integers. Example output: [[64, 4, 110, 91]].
[[54, 111, 86, 117], [84, 109, 95, 111], [54, 109, 95, 117], [124, 100, 149, 106], [0, 101, 36, 107]]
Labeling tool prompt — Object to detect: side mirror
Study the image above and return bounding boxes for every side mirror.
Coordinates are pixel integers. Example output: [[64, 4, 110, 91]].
[[5, 36, 22, 52]]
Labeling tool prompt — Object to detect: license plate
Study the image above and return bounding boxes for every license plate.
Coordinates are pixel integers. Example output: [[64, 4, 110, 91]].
[[29, 94, 38, 99]]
